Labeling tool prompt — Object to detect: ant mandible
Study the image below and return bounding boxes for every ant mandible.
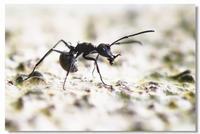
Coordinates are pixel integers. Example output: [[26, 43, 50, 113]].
[[23, 30, 154, 90]]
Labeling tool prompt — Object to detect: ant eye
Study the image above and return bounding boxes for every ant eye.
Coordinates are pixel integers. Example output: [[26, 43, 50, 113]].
[[106, 45, 110, 49]]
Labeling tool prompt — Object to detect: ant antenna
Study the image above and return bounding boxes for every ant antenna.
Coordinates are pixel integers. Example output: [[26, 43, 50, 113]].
[[109, 30, 155, 47]]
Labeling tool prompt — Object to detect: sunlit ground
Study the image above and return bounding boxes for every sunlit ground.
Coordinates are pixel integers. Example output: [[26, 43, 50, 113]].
[[5, 5, 196, 131]]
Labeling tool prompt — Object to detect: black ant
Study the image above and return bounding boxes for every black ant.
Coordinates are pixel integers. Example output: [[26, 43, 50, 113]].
[[22, 30, 154, 90]]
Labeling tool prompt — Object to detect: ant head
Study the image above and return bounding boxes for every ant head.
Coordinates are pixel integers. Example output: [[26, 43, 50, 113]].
[[96, 43, 119, 65], [96, 43, 114, 59]]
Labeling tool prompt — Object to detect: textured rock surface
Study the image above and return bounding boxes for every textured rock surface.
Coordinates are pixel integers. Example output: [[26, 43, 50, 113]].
[[5, 5, 196, 131]]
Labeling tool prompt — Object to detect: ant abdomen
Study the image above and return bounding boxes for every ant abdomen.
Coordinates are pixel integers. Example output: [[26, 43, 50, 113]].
[[59, 52, 78, 73]]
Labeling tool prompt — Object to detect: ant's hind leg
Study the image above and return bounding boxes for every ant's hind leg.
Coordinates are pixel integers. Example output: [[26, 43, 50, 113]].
[[24, 40, 71, 81], [24, 48, 54, 81], [63, 70, 70, 90], [62, 60, 75, 90]]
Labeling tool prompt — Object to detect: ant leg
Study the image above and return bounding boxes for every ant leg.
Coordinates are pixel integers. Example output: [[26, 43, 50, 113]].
[[24, 49, 54, 80], [83, 54, 111, 87], [63, 66, 71, 90], [55, 39, 73, 49], [92, 54, 99, 77], [95, 60, 109, 86], [24, 40, 71, 81], [75, 52, 82, 58], [62, 58, 77, 90]]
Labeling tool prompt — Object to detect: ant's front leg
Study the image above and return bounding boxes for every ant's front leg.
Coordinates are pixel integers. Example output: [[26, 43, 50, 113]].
[[83, 54, 112, 87], [92, 54, 99, 77], [108, 53, 121, 65]]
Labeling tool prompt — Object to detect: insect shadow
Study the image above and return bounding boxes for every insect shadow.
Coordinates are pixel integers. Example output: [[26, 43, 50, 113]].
[[22, 30, 155, 90]]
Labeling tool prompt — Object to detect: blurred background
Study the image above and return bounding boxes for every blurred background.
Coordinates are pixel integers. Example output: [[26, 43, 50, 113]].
[[5, 5, 196, 131]]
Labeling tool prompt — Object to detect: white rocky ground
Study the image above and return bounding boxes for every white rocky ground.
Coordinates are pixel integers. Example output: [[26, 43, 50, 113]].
[[5, 5, 196, 131]]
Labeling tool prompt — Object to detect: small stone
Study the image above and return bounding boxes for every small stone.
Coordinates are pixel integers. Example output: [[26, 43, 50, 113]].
[[28, 71, 45, 84], [16, 62, 26, 71], [118, 91, 130, 101], [178, 74, 194, 83], [170, 70, 194, 83], [15, 74, 27, 84], [148, 104, 154, 109], [7, 80, 13, 85], [5, 119, 18, 131], [12, 97, 24, 111], [40, 105, 55, 117], [168, 101, 178, 109]]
